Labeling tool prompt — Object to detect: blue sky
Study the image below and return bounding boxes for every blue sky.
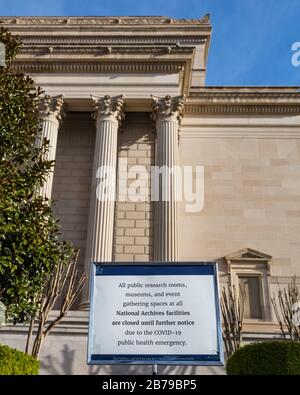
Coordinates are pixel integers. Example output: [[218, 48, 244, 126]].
[[0, 0, 299, 86]]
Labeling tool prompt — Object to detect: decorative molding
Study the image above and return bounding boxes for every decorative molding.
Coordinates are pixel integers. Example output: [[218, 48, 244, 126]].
[[189, 90, 300, 100], [18, 45, 194, 56], [0, 15, 211, 26], [12, 60, 186, 74], [180, 128, 300, 140], [185, 104, 300, 115], [184, 89, 300, 115], [225, 248, 272, 276], [91, 94, 125, 126], [226, 248, 272, 262], [19, 36, 207, 46], [225, 248, 273, 321], [199, 13, 210, 23], [39, 94, 64, 123], [151, 95, 186, 126]]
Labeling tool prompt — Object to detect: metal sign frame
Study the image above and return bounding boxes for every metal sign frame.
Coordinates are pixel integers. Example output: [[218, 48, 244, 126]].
[[87, 262, 224, 366]]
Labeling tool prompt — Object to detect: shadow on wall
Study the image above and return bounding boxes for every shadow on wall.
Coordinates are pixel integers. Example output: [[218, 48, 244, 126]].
[[40, 344, 101, 375], [40, 345, 225, 375]]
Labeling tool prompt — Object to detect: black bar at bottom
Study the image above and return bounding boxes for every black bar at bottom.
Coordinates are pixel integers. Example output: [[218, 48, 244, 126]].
[[0, 375, 294, 393]]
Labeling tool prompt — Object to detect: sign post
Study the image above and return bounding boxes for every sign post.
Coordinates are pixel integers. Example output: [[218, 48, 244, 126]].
[[87, 262, 224, 367]]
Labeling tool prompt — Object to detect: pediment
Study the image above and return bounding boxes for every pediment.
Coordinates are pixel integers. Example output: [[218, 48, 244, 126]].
[[225, 248, 272, 263], [225, 248, 272, 275]]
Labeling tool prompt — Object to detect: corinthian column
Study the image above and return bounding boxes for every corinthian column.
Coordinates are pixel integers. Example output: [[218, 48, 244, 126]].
[[151, 95, 185, 261], [38, 95, 64, 198], [80, 95, 125, 308]]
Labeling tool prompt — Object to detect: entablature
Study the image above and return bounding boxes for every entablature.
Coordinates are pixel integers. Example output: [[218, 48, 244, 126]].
[[1, 15, 212, 95]]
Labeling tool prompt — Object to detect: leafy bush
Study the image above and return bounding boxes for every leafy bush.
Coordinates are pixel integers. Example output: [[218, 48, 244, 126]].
[[226, 341, 300, 375], [0, 344, 39, 375]]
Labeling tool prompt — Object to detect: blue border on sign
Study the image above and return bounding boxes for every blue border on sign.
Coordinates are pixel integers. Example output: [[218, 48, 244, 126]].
[[95, 264, 214, 276], [90, 354, 220, 363], [87, 262, 224, 366]]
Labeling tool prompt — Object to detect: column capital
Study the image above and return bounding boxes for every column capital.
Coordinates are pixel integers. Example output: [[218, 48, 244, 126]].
[[39, 94, 64, 124], [91, 94, 125, 126], [151, 95, 186, 126]]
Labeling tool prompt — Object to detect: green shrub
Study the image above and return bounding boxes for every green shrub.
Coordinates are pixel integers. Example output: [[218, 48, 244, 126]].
[[0, 27, 73, 323], [0, 344, 39, 375], [226, 341, 300, 375]]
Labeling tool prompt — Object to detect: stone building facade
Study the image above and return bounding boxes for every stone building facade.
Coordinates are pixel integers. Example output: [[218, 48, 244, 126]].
[[1, 15, 300, 375]]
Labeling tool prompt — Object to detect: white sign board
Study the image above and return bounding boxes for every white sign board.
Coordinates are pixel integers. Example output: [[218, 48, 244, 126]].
[[87, 263, 224, 365]]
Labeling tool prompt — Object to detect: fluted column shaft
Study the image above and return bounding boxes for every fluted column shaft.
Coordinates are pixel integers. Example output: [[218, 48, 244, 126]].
[[152, 95, 185, 262], [81, 95, 125, 308], [38, 95, 64, 199]]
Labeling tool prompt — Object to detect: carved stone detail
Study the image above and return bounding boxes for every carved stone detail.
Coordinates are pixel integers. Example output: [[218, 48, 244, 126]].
[[91, 94, 125, 126], [151, 95, 185, 127], [199, 13, 210, 23], [13, 61, 185, 74], [39, 94, 64, 123], [0, 15, 211, 25], [185, 89, 300, 115], [18, 46, 193, 55], [19, 36, 207, 45], [185, 104, 300, 115]]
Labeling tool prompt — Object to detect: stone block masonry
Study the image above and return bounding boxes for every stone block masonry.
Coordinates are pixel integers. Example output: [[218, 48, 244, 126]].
[[52, 113, 95, 291], [113, 113, 154, 262]]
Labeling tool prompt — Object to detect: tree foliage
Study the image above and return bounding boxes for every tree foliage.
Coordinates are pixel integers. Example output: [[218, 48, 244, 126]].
[[0, 27, 71, 323]]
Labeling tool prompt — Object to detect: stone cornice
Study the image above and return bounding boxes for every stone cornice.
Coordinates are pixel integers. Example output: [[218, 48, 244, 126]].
[[180, 127, 300, 140], [11, 60, 186, 74], [18, 35, 207, 46], [1, 15, 210, 96], [17, 45, 195, 56], [185, 104, 300, 115], [186, 88, 300, 115], [189, 88, 300, 100], [0, 15, 211, 26]]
